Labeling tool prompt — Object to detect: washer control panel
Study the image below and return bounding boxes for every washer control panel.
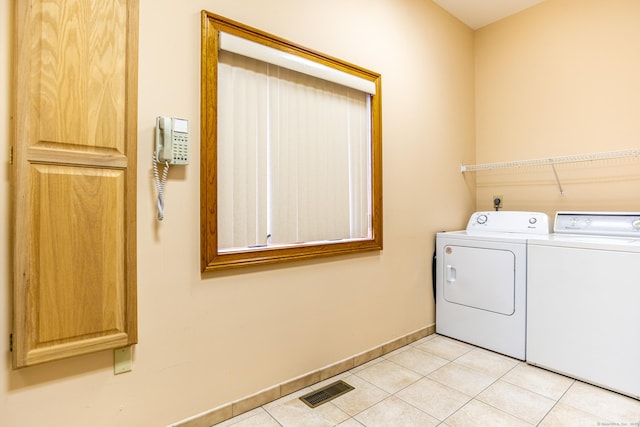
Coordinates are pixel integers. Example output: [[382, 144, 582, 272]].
[[555, 212, 640, 237], [466, 211, 550, 234]]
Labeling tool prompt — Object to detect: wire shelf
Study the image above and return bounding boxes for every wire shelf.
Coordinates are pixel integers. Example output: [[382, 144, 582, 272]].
[[460, 148, 640, 172], [460, 148, 640, 195]]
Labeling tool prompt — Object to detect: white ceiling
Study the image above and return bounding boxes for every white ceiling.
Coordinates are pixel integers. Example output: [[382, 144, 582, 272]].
[[432, 0, 546, 29]]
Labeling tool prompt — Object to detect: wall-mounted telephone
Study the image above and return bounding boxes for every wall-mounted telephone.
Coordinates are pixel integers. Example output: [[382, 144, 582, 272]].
[[155, 116, 189, 165], [154, 116, 189, 221]]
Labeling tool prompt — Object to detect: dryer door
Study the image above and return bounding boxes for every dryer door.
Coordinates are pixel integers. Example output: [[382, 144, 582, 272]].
[[442, 245, 515, 315]]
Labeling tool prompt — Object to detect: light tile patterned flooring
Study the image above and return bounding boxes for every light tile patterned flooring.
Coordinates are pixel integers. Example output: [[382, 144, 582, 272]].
[[217, 334, 640, 426]]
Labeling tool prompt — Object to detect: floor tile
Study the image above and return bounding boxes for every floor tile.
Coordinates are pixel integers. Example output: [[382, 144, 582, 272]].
[[477, 380, 556, 425], [538, 402, 612, 426], [444, 399, 534, 427], [414, 335, 474, 361], [326, 374, 390, 416], [354, 395, 439, 427], [336, 418, 365, 427], [352, 359, 422, 394], [396, 377, 470, 421], [211, 334, 640, 427], [454, 347, 519, 379], [215, 408, 275, 427], [559, 380, 640, 423], [428, 362, 497, 397], [382, 344, 411, 359], [386, 347, 449, 376], [501, 363, 574, 400], [265, 397, 349, 427], [349, 357, 383, 374]]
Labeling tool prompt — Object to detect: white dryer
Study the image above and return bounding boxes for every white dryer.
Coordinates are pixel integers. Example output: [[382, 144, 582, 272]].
[[527, 212, 640, 399], [435, 211, 550, 360]]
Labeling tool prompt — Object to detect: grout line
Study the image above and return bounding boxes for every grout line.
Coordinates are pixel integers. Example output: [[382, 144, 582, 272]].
[[534, 377, 577, 426]]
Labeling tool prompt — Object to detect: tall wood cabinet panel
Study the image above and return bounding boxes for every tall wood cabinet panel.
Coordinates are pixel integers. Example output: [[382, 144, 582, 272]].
[[12, 0, 138, 368]]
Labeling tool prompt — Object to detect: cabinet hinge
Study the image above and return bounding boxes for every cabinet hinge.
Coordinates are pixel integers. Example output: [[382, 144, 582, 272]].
[[9, 333, 13, 352], [9, 146, 13, 165]]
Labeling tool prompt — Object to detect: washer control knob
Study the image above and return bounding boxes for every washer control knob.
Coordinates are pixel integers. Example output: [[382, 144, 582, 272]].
[[476, 214, 488, 224], [529, 217, 538, 225], [633, 219, 640, 230]]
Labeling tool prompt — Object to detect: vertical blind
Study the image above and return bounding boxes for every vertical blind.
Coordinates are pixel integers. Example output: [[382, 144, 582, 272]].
[[217, 50, 371, 250]]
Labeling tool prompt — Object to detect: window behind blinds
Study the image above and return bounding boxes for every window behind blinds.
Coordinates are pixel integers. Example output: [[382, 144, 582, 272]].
[[217, 50, 371, 251]]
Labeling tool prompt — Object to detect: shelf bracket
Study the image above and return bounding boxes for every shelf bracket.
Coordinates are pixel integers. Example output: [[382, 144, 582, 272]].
[[549, 160, 564, 196]]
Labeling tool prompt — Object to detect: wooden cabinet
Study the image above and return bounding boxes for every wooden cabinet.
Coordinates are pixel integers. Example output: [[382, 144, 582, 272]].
[[11, 0, 138, 368]]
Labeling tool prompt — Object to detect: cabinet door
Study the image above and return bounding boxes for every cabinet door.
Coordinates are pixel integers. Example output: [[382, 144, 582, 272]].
[[12, 0, 138, 368]]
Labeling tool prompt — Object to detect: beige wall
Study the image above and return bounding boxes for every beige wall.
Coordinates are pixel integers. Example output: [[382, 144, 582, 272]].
[[1, 0, 474, 425], [474, 0, 640, 215]]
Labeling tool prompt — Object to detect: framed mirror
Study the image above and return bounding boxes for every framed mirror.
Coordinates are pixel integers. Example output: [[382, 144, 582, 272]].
[[200, 11, 382, 271]]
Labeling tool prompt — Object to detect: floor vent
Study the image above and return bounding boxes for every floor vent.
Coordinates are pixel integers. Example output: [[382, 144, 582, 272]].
[[299, 380, 355, 408]]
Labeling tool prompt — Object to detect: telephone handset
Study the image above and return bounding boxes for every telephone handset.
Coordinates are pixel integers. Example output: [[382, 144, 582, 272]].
[[155, 116, 189, 165], [154, 116, 189, 221]]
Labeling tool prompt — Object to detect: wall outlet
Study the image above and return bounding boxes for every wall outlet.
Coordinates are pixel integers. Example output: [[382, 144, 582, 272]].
[[492, 195, 503, 209]]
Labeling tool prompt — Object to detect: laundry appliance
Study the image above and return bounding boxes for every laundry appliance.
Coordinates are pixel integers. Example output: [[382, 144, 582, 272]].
[[527, 211, 640, 399], [435, 211, 550, 360]]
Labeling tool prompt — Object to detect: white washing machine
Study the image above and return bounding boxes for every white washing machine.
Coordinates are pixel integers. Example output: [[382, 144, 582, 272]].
[[435, 211, 550, 360], [527, 212, 640, 399]]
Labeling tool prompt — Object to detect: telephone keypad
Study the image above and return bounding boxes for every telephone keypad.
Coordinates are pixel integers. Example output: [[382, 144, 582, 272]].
[[172, 134, 189, 164]]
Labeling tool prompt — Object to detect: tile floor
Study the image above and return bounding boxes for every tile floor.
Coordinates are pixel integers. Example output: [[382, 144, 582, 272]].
[[216, 334, 640, 426]]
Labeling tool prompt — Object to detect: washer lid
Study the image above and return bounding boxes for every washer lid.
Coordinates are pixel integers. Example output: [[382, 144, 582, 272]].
[[555, 211, 640, 237], [466, 211, 550, 235]]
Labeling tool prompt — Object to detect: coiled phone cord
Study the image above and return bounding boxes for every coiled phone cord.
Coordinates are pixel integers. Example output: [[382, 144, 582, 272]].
[[153, 154, 170, 221]]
